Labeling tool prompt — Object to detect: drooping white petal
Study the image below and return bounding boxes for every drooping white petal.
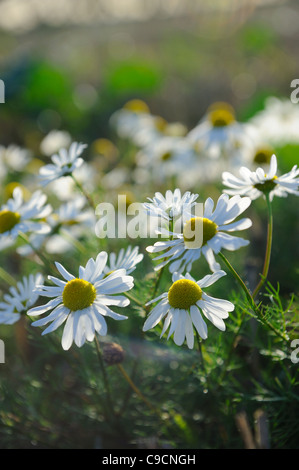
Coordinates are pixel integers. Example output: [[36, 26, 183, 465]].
[[190, 305, 208, 340]]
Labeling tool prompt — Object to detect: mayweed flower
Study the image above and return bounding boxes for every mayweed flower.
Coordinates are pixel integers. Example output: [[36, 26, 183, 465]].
[[103, 246, 144, 275], [39, 141, 87, 186], [17, 196, 96, 256], [146, 193, 252, 273], [0, 187, 52, 251], [249, 96, 299, 146], [40, 130, 72, 156], [222, 154, 299, 201], [143, 270, 234, 349], [135, 136, 198, 186], [0, 144, 32, 172], [187, 102, 249, 160], [28, 252, 134, 350], [109, 99, 151, 141], [143, 189, 199, 228], [0, 273, 43, 325]]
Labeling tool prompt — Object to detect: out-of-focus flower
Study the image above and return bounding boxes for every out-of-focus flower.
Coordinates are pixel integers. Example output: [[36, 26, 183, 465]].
[[249, 96, 299, 146], [0, 145, 32, 172], [222, 154, 299, 201], [38, 142, 87, 186], [187, 102, 251, 161], [103, 246, 143, 275], [110, 99, 187, 148], [0, 273, 44, 325], [0, 187, 52, 251], [17, 196, 96, 256], [40, 130, 72, 156], [135, 135, 198, 186]]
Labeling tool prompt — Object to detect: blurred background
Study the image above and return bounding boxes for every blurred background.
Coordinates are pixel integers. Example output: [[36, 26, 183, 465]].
[[1, 0, 299, 145], [0, 0, 299, 450]]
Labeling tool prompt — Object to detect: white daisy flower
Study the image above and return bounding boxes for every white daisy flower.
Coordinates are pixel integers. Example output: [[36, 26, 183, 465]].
[[187, 102, 250, 160], [0, 144, 32, 172], [109, 99, 151, 141], [0, 187, 52, 251], [38, 141, 87, 186], [103, 246, 144, 275], [222, 154, 299, 201], [227, 124, 276, 170], [40, 130, 72, 156], [143, 188, 199, 232], [17, 196, 96, 256], [143, 270, 234, 349], [0, 273, 44, 325], [249, 96, 299, 146], [110, 99, 187, 149], [28, 252, 134, 350], [146, 194, 252, 273], [135, 135, 198, 186]]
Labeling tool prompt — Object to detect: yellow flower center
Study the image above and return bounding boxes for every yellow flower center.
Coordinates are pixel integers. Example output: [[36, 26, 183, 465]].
[[104, 270, 114, 278], [168, 279, 202, 309], [123, 99, 150, 113], [253, 148, 273, 165], [0, 210, 21, 234], [161, 151, 172, 161], [154, 116, 168, 133], [208, 103, 235, 128], [183, 217, 218, 249], [62, 278, 96, 311]]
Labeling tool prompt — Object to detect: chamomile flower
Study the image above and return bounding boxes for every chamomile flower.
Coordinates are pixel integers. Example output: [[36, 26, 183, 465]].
[[28, 252, 134, 350], [109, 99, 151, 141], [40, 130, 72, 156], [0, 273, 43, 325], [222, 154, 299, 201], [39, 141, 87, 186], [103, 246, 144, 275], [249, 96, 299, 146], [146, 194, 252, 273], [187, 102, 249, 160], [143, 271, 234, 349], [135, 135, 198, 186], [0, 187, 52, 251], [143, 189, 199, 228], [0, 144, 32, 172], [17, 196, 96, 256]]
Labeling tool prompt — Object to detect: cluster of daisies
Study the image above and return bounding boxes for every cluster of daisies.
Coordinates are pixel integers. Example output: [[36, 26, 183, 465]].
[[0, 99, 299, 352], [109, 97, 299, 190]]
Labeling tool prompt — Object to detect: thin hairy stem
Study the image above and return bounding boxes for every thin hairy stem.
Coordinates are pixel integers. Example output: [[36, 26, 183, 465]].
[[252, 194, 273, 299]]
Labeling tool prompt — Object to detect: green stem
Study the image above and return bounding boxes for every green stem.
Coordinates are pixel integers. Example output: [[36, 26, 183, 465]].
[[116, 363, 159, 416], [124, 291, 145, 309], [72, 174, 95, 210], [218, 252, 254, 309], [94, 336, 115, 417], [218, 251, 289, 343], [18, 233, 56, 274], [252, 194, 273, 299], [0, 266, 17, 287]]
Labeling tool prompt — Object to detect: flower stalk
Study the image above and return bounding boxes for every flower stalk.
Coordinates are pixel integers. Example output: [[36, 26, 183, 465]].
[[252, 193, 273, 299]]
